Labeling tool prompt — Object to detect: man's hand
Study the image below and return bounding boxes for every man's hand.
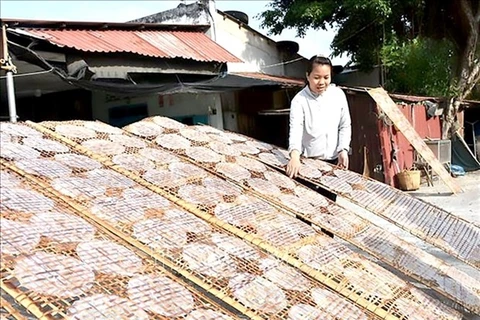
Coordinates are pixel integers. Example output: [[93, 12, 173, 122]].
[[337, 150, 349, 169], [286, 150, 301, 178]]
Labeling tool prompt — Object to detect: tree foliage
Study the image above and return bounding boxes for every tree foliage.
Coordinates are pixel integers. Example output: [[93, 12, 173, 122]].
[[381, 37, 457, 97], [259, 0, 425, 67], [259, 0, 478, 93], [259, 0, 479, 136]]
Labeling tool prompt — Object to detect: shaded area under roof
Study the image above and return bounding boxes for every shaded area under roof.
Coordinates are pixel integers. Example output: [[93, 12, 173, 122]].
[[4, 40, 304, 97]]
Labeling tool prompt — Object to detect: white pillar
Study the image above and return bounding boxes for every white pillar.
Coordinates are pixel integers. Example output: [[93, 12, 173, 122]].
[[205, 0, 217, 41], [2, 25, 17, 122], [6, 71, 17, 122]]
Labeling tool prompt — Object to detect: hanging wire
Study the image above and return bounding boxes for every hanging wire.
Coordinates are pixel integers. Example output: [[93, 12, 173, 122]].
[[0, 68, 54, 79], [260, 57, 305, 69]]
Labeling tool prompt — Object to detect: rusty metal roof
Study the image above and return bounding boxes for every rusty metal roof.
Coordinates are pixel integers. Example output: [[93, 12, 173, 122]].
[[10, 28, 242, 63], [232, 72, 304, 87]]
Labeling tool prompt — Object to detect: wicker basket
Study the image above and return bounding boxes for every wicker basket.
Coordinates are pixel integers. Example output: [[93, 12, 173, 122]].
[[395, 170, 421, 191]]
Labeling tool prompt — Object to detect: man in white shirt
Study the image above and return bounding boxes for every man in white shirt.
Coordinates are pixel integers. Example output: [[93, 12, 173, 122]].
[[286, 55, 352, 178]]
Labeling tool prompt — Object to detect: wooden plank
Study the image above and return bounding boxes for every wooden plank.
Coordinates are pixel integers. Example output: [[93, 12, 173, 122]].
[[368, 87, 462, 194]]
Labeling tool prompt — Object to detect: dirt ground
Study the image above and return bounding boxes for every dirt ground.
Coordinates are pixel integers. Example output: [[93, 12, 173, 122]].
[[338, 170, 480, 319]]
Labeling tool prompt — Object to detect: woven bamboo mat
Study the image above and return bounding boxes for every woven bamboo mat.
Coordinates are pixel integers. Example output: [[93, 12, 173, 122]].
[[8, 119, 466, 319], [0, 293, 29, 320], [0, 167, 242, 320], [121, 117, 480, 315], [150, 118, 479, 270], [1, 122, 379, 320], [254, 140, 480, 269]]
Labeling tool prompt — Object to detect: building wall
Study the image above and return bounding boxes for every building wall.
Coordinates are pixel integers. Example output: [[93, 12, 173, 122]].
[[125, 1, 307, 134], [91, 93, 154, 123], [376, 103, 442, 186], [345, 91, 444, 186], [220, 91, 238, 131], [284, 59, 310, 79], [335, 66, 382, 88], [91, 91, 224, 129], [212, 12, 284, 76], [132, 2, 306, 78]]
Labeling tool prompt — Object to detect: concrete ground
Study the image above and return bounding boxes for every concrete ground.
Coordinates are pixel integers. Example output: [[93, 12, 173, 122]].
[[337, 170, 480, 319], [409, 170, 479, 226]]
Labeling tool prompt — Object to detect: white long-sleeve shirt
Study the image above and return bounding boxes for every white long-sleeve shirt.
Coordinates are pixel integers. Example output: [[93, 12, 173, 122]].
[[288, 84, 351, 160]]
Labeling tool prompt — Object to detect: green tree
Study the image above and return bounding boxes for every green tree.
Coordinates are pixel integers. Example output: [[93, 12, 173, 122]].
[[380, 37, 456, 97], [260, 0, 479, 138]]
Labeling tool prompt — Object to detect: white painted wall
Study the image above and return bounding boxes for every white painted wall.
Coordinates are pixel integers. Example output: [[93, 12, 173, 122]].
[[91, 92, 157, 123], [220, 91, 238, 131], [91, 91, 224, 129], [140, 1, 305, 77], [213, 11, 285, 76], [153, 92, 223, 129]]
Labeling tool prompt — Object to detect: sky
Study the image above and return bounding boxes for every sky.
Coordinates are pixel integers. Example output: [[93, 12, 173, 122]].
[[1, 0, 349, 65]]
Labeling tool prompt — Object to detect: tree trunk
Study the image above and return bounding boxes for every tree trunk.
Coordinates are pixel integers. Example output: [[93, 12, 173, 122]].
[[442, 98, 461, 139], [442, 0, 479, 139]]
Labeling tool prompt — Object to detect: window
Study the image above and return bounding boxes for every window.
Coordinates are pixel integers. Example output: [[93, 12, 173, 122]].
[[108, 104, 148, 127]]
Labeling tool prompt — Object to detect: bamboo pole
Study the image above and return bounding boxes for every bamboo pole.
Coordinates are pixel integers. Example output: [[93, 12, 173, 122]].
[[1, 281, 51, 320], [0, 296, 28, 320]]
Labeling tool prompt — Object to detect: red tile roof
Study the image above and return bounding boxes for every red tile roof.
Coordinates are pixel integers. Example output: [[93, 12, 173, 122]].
[[14, 28, 242, 63]]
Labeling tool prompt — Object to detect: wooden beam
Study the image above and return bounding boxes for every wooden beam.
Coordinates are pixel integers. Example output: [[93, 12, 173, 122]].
[[368, 87, 463, 194]]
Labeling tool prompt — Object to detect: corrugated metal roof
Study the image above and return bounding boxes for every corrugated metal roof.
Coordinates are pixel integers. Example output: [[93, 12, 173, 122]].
[[1, 18, 210, 31], [11, 28, 242, 63], [232, 72, 304, 86]]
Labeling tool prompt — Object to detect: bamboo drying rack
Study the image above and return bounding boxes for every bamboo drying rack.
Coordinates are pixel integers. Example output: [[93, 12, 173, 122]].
[[15, 119, 465, 319]]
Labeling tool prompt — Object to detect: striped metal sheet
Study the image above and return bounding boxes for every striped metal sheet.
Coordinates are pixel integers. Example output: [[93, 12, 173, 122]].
[[119, 117, 480, 315], [12, 28, 242, 63], [21, 119, 464, 319]]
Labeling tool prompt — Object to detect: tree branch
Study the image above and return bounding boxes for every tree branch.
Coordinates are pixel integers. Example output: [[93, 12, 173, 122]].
[[461, 62, 480, 99], [460, 0, 476, 30], [476, 2, 480, 23]]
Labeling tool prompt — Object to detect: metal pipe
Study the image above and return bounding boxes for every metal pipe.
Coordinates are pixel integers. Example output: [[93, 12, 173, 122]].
[[6, 71, 17, 122], [1, 26, 7, 62], [2, 24, 18, 122]]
